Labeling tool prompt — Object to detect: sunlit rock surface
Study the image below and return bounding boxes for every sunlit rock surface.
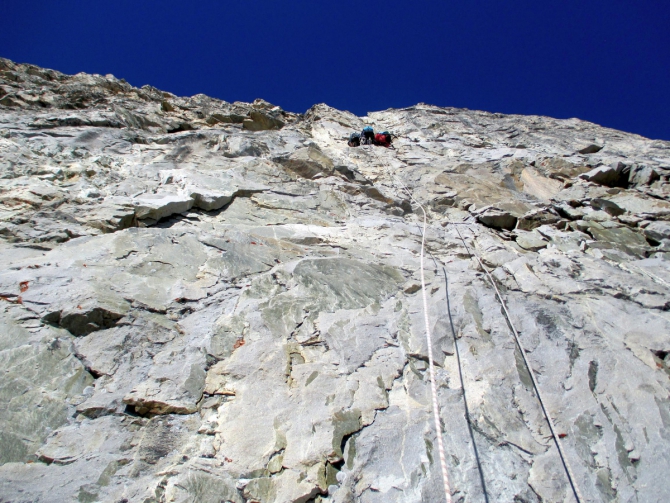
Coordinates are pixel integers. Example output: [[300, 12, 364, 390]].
[[1, 57, 670, 502]]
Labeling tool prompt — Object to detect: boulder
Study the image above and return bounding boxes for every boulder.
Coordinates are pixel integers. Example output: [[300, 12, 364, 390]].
[[577, 144, 603, 154], [578, 164, 625, 186], [516, 208, 562, 231], [516, 230, 548, 251], [583, 210, 613, 222], [133, 193, 194, 221], [628, 164, 660, 186], [643, 221, 670, 243], [476, 207, 518, 230], [590, 198, 625, 216], [189, 189, 234, 211], [553, 203, 586, 220], [283, 145, 334, 179], [243, 110, 285, 131]]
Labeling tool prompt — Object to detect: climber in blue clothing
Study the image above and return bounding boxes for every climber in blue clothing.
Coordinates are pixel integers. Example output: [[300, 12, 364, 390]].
[[348, 132, 361, 147], [361, 126, 375, 145], [347, 127, 393, 148]]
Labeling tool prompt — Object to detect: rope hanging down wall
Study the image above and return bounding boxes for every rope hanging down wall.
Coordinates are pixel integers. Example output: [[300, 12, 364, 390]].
[[363, 142, 584, 503], [448, 223, 584, 503], [442, 265, 490, 503], [366, 145, 453, 503]]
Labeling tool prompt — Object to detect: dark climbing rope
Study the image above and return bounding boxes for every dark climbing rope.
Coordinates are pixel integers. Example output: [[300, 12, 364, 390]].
[[365, 140, 488, 501], [442, 265, 490, 503], [366, 143, 453, 503], [447, 223, 584, 503], [357, 140, 582, 502]]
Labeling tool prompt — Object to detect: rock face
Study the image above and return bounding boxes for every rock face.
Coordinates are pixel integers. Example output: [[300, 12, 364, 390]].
[[1, 57, 670, 503]]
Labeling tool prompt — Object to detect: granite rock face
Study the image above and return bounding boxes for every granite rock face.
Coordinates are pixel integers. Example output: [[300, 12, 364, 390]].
[[1, 58, 670, 502]]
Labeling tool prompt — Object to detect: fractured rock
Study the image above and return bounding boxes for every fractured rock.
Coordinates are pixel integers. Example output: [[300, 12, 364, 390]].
[[516, 230, 548, 251], [590, 197, 625, 216], [243, 110, 285, 131], [0, 318, 93, 465], [579, 164, 625, 186], [476, 207, 518, 230], [577, 143, 603, 154], [1, 58, 670, 503], [583, 221, 651, 257], [516, 207, 562, 231], [133, 193, 194, 221], [520, 166, 563, 200], [628, 163, 661, 186], [283, 145, 335, 179], [643, 221, 670, 243]]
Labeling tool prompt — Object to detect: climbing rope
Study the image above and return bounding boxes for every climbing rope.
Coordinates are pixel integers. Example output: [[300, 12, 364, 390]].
[[363, 140, 583, 502], [376, 150, 489, 500], [442, 265, 490, 503], [366, 145, 453, 503], [448, 223, 584, 503]]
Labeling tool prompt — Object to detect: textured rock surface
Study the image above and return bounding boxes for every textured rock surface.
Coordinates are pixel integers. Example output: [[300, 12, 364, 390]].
[[1, 57, 670, 502]]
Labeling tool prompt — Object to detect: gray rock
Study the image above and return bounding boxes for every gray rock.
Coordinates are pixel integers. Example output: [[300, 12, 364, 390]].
[[283, 145, 335, 179], [133, 193, 194, 221], [583, 209, 613, 222], [578, 164, 624, 186], [516, 230, 548, 251], [516, 207, 562, 231], [1, 58, 670, 503], [582, 221, 651, 258], [243, 110, 285, 131], [0, 312, 93, 465], [476, 207, 518, 230], [590, 197, 625, 216], [577, 143, 603, 154], [628, 164, 661, 186], [553, 202, 586, 220], [644, 221, 670, 243]]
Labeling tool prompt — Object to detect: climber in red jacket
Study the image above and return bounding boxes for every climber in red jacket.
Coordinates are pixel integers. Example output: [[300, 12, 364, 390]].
[[374, 131, 393, 148]]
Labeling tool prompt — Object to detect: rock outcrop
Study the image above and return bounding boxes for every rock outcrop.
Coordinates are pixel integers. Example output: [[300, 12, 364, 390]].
[[1, 57, 670, 502]]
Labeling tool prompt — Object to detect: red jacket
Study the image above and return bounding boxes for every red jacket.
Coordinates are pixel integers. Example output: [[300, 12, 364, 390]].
[[375, 133, 390, 147]]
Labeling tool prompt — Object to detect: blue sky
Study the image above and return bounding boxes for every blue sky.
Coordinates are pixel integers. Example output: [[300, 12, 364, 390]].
[[2, 1, 669, 139]]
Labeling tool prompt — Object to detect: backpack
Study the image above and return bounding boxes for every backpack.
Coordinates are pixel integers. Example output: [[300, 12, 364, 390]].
[[374, 133, 390, 147], [348, 132, 361, 147], [361, 126, 375, 144]]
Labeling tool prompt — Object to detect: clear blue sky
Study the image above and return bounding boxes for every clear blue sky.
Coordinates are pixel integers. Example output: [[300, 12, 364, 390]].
[[2, 1, 669, 140]]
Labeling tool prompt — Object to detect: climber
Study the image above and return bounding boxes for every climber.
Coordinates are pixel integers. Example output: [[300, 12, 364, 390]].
[[348, 132, 361, 147], [361, 126, 375, 145], [374, 131, 393, 148]]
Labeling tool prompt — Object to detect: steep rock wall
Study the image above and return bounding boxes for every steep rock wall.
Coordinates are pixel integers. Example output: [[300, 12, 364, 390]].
[[1, 58, 670, 502]]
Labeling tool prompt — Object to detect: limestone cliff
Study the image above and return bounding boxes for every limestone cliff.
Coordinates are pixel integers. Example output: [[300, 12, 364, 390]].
[[1, 57, 669, 502]]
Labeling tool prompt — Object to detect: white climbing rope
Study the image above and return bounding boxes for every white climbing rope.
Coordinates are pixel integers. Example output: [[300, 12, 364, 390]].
[[367, 145, 453, 503], [418, 202, 454, 503], [362, 140, 583, 503]]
